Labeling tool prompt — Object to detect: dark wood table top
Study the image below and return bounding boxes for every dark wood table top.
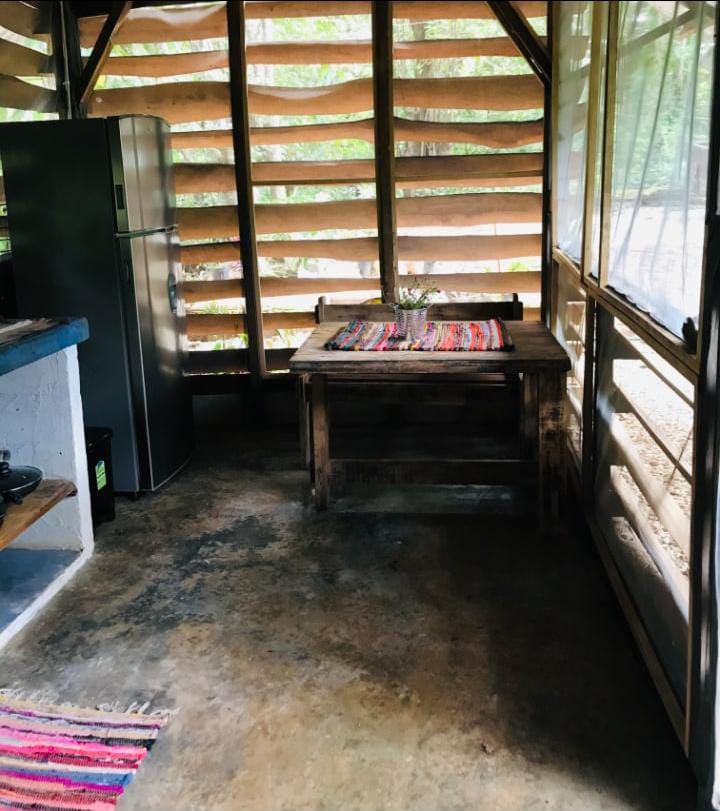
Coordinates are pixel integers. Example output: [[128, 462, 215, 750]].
[[289, 320, 571, 375]]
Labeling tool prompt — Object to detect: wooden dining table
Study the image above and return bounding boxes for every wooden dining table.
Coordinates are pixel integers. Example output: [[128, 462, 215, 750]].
[[289, 320, 571, 531]]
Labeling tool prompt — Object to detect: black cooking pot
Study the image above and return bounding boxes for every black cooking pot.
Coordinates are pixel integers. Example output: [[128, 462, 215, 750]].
[[0, 450, 43, 505]]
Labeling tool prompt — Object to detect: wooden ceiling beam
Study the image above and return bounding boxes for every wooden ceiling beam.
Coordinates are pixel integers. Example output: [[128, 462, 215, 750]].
[[78, 0, 131, 106], [487, 0, 550, 87]]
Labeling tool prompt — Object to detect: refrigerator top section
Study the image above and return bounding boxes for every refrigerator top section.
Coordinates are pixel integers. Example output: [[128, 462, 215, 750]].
[[113, 116, 177, 234]]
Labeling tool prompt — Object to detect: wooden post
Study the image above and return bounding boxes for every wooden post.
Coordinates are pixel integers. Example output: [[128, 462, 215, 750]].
[[51, 1, 84, 119], [687, 1, 720, 796], [598, 0, 619, 289], [78, 1, 132, 107], [372, 0, 399, 304], [581, 296, 596, 509], [537, 370, 566, 534], [541, 2, 553, 324], [522, 372, 538, 458], [226, 0, 267, 381], [311, 374, 330, 510]]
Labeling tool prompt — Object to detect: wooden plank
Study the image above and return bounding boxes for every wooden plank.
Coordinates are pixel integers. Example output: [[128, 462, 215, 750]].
[[609, 415, 691, 555], [184, 347, 293, 374], [171, 117, 544, 149], [180, 233, 541, 263], [612, 379, 693, 483], [0, 39, 51, 76], [78, 2, 547, 46], [0, 1, 42, 38], [372, 0, 398, 304], [226, 0, 265, 379], [610, 469, 690, 618], [78, 0, 131, 106], [187, 311, 315, 339], [181, 270, 541, 302], [88, 75, 544, 122], [312, 374, 330, 509], [173, 153, 544, 192], [177, 193, 542, 239], [0, 479, 77, 552], [103, 37, 538, 75], [0, 75, 55, 113]]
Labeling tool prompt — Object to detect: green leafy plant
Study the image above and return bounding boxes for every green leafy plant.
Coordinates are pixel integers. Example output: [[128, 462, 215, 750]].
[[397, 281, 440, 310]]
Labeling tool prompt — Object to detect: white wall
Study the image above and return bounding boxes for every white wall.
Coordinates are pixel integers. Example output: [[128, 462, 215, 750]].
[[0, 346, 93, 552]]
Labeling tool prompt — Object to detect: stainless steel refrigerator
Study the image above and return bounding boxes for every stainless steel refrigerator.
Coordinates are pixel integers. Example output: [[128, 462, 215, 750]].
[[0, 115, 193, 493]]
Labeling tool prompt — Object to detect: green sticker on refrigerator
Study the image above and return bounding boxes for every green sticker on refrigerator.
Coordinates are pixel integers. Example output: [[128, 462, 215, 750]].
[[95, 460, 107, 490]]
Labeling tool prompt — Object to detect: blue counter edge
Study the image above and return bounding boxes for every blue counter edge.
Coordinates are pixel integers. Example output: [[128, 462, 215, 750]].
[[0, 318, 89, 377]]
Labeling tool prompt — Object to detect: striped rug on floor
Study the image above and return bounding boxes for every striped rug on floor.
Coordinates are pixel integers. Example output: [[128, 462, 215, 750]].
[[0, 695, 168, 810], [325, 318, 514, 352]]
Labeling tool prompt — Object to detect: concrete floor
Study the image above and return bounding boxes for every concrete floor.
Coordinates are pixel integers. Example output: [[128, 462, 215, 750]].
[[0, 428, 696, 810]]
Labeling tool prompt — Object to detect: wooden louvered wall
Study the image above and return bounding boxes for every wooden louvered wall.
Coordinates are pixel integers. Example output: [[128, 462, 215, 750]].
[[0, 0, 547, 376]]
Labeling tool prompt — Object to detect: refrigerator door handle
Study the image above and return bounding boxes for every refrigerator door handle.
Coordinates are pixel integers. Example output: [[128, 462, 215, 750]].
[[167, 273, 178, 314]]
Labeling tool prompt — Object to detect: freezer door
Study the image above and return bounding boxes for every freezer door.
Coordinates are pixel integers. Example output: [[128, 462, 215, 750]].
[[116, 117, 176, 233], [121, 230, 193, 490]]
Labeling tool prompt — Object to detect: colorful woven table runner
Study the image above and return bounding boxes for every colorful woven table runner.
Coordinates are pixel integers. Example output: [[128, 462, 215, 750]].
[[325, 319, 514, 352], [0, 694, 168, 810]]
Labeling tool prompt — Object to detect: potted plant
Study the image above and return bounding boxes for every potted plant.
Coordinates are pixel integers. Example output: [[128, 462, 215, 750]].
[[395, 281, 439, 340]]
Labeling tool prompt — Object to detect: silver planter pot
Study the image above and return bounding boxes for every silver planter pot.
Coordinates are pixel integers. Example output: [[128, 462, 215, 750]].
[[395, 307, 427, 341]]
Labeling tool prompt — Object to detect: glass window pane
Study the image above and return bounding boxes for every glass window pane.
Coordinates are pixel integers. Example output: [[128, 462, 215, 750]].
[[608, 1, 715, 337]]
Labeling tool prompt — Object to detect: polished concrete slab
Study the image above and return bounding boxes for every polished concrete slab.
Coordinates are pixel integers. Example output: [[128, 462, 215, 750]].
[[0, 428, 696, 810]]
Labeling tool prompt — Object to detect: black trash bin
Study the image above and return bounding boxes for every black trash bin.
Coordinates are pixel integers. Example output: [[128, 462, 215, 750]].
[[85, 427, 115, 526]]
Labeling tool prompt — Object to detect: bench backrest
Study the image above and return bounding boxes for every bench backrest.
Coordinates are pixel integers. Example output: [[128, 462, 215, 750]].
[[315, 293, 523, 323]]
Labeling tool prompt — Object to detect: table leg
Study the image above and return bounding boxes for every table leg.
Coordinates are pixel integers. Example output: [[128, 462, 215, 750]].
[[521, 372, 538, 459], [538, 372, 566, 534], [311, 374, 330, 510]]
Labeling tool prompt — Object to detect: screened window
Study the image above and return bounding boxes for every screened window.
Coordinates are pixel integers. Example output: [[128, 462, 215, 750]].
[[555, 1, 592, 262], [608, 1, 715, 337]]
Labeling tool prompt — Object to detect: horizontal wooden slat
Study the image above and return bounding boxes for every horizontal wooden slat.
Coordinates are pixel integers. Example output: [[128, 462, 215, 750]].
[[103, 37, 535, 76], [79, 2, 546, 46], [187, 311, 315, 339], [173, 153, 544, 191], [398, 234, 541, 261], [89, 76, 543, 122], [609, 415, 690, 555], [185, 347, 294, 374], [182, 270, 541, 303], [0, 40, 50, 76], [610, 468, 689, 616], [0, 75, 56, 112], [612, 380, 693, 483], [181, 237, 375, 264], [181, 233, 541, 263], [171, 117, 544, 149], [0, 1, 41, 39], [177, 193, 541, 239]]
